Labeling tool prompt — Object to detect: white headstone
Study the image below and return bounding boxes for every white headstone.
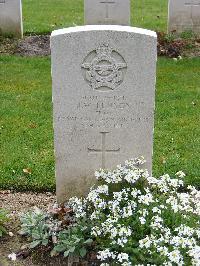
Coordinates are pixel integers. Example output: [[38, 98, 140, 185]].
[[51, 25, 157, 202], [84, 0, 130, 25], [168, 0, 200, 34], [0, 0, 23, 38]]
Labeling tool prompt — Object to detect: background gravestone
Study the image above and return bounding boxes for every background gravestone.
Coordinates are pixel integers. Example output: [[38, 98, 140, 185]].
[[51, 25, 157, 202], [84, 0, 130, 25], [0, 0, 23, 38], [168, 0, 200, 34]]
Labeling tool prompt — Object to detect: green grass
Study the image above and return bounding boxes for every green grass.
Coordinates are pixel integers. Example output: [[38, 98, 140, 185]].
[[154, 58, 200, 187], [0, 56, 199, 191], [131, 0, 168, 32], [23, 0, 83, 34], [0, 56, 54, 191], [22, 0, 168, 34]]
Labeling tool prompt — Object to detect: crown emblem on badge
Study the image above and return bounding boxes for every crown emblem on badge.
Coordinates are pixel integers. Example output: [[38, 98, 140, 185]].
[[82, 44, 127, 91], [96, 44, 112, 57]]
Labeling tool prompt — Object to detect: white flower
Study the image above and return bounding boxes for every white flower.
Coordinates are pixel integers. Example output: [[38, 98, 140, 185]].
[[139, 236, 152, 248], [8, 253, 17, 261], [124, 170, 140, 184], [168, 250, 183, 264], [97, 249, 116, 260], [188, 246, 200, 266], [157, 246, 169, 256], [122, 205, 133, 218], [67, 157, 200, 266], [110, 227, 118, 238], [138, 193, 154, 205], [131, 188, 141, 198], [96, 185, 109, 195], [68, 196, 86, 218], [95, 171, 102, 179], [117, 252, 129, 263], [175, 171, 185, 178], [118, 226, 132, 237], [152, 207, 161, 214], [139, 216, 146, 225]]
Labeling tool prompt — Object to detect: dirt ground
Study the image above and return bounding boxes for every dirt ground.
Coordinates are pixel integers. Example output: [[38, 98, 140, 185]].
[[0, 33, 200, 58], [0, 35, 50, 57], [0, 191, 100, 266], [0, 190, 58, 266]]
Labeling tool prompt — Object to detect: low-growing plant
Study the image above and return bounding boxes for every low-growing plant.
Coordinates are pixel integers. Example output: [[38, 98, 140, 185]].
[[20, 207, 61, 248], [0, 208, 9, 237], [20, 157, 200, 265], [53, 221, 93, 258], [185, 43, 196, 50], [180, 30, 196, 40], [164, 32, 176, 43], [20, 205, 93, 258]]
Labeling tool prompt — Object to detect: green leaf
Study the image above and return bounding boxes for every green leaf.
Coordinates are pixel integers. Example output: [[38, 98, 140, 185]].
[[84, 239, 93, 245], [30, 240, 41, 249], [62, 239, 70, 245], [69, 246, 75, 253], [32, 231, 41, 240], [54, 245, 66, 252], [42, 238, 48, 246], [64, 250, 70, 257], [79, 247, 87, 257]]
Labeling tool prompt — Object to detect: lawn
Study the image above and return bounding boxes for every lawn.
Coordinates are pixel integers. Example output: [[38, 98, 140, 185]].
[[0, 2, 200, 265], [0, 56, 199, 191], [22, 0, 168, 34], [0, 0, 199, 192], [0, 56, 54, 191]]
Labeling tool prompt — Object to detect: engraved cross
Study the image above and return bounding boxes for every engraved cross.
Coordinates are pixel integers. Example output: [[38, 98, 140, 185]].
[[88, 132, 120, 169], [100, 0, 115, 20]]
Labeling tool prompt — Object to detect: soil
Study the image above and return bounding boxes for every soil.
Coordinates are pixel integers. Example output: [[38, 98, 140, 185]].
[[0, 190, 100, 266], [16, 35, 50, 57], [0, 32, 200, 58], [0, 190, 55, 266], [0, 35, 50, 57], [157, 31, 200, 58]]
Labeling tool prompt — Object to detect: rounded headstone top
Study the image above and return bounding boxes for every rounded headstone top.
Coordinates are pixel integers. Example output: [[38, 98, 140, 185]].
[[51, 25, 157, 38]]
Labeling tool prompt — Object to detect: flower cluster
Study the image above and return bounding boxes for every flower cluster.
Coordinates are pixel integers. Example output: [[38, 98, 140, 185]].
[[69, 157, 200, 265], [97, 249, 131, 266], [18, 157, 199, 265]]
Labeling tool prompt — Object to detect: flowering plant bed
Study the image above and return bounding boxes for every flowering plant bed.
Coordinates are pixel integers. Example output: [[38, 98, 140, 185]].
[[16, 157, 200, 265]]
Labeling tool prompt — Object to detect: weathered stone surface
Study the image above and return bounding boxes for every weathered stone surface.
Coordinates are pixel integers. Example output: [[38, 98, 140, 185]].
[[84, 0, 130, 25], [0, 0, 23, 38], [51, 25, 157, 202], [168, 0, 200, 34]]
